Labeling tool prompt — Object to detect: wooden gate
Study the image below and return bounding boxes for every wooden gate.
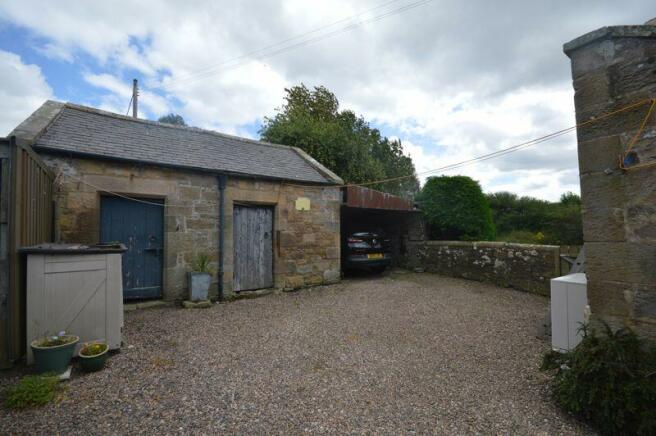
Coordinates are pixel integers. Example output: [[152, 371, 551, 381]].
[[233, 205, 273, 291], [100, 196, 164, 300], [1, 137, 54, 368]]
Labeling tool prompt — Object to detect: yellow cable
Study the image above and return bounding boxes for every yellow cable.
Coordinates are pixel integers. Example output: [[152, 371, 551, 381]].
[[619, 97, 656, 171], [625, 98, 656, 153]]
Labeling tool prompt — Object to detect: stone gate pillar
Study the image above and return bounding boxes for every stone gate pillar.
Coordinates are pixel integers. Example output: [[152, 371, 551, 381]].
[[564, 21, 656, 339]]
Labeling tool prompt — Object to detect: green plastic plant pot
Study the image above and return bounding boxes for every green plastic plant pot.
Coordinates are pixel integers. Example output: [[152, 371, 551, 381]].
[[30, 335, 79, 374], [79, 344, 109, 372]]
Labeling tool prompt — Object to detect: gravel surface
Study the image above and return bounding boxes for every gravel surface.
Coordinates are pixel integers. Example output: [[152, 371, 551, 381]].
[[1, 271, 593, 434]]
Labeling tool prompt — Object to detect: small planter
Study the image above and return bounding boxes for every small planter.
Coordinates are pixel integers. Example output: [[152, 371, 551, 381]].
[[30, 335, 79, 374], [188, 272, 211, 301], [79, 342, 109, 372]]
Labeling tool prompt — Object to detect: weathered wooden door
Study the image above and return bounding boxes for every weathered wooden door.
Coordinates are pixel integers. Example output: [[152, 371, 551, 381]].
[[100, 196, 164, 300], [233, 205, 273, 291]]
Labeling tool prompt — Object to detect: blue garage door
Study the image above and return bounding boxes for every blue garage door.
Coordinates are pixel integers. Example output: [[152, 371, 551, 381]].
[[100, 196, 164, 300]]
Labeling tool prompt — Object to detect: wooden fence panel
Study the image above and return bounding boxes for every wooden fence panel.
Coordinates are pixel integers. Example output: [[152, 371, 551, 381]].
[[0, 138, 11, 368], [0, 137, 54, 368]]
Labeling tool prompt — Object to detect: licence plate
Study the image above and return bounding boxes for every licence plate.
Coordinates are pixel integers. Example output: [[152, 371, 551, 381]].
[[367, 253, 384, 260]]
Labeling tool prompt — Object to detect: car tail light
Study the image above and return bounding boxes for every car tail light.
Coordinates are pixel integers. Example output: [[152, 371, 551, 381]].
[[348, 237, 364, 244]]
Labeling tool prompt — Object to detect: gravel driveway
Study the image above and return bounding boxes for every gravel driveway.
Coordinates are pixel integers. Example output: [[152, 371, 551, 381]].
[[1, 271, 592, 434]]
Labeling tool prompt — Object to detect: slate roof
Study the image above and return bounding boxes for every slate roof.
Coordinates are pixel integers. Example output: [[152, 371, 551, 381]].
[[14, 101, 342, 185]]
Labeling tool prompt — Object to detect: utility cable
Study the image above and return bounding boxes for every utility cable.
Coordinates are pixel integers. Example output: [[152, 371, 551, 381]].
[[164, 0, 408, 86], [163, 0, 434, 88], [341, 97, 655, 188], [125, 95, 133, 117]]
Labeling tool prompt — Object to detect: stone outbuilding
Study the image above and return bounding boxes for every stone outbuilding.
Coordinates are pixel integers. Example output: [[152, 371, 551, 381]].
[[10, 101, 343, 301]]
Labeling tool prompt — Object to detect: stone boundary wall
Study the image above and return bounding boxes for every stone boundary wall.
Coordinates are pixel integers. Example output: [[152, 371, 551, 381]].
[[402, 241, 561, 296]]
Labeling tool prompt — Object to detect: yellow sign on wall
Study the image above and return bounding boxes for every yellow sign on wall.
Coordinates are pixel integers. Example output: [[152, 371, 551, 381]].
[[295, 197, 311, 211]]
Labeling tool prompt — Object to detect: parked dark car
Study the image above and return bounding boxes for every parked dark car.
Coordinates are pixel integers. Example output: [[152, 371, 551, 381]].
[[342, 231, 392, 272]]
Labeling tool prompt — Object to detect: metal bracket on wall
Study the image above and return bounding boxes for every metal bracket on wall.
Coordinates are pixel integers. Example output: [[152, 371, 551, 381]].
[[569, 246, 586, 274]]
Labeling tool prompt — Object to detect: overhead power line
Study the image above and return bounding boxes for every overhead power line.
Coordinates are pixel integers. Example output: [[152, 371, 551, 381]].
[[164, 0, 406, 85], [163, 0, 434, 88], [340, 97, 655, 188]]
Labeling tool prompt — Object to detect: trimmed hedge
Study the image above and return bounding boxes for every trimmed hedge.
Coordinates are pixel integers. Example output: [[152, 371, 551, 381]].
[[419, 176, 495, 241]]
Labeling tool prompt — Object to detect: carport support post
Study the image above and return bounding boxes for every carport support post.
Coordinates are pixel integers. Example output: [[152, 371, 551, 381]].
[[564, 21, 656, 339], [218, 174, 227, 301]]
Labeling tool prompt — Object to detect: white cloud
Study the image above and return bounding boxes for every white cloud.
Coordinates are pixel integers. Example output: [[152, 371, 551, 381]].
[[167, 62, 288, 129], [388, 85, 578, 200], [34, 42, 74, 62], [0, 49, 53, 136]]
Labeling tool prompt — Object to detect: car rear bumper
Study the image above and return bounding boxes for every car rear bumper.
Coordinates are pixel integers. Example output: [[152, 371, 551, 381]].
[[344, 253, 392, 269]]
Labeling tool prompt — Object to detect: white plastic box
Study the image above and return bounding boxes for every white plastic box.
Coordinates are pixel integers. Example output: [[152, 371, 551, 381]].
[[550, 273, 588, 352], [24, 244, 125, 364]]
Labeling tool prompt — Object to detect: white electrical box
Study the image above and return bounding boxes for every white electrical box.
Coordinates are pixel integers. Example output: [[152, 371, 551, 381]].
[[550, 273, 587, 352], [23, 244, 125, 364]]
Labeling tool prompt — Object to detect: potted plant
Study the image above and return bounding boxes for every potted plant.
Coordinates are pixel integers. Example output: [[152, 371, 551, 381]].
[[188, 253, 212, 301], [78, 341, 109, 372], [30, 331, 79, 374]]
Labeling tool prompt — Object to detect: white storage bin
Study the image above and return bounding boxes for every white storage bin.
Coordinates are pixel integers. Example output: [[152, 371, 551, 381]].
[[23, 244, 125, 364], [551, 273, 588, 352]]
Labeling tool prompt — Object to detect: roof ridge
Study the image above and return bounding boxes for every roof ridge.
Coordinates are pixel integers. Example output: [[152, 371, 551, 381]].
[[62, 102, 296, 152], [20, 100, 343, 185], [60, 101, 342, 184], [9, 100, 65, 142], [291, 147, 343, 185]]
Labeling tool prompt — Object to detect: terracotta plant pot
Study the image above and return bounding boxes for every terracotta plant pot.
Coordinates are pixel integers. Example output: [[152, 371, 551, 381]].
[[30, 335, 79, 374], [79, 342, 109, 372]]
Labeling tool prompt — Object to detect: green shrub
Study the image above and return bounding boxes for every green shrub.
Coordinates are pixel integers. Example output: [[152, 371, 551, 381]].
[[419, 175, 495, 241], [487, 191, 583, 245], [541, 324, 656, 435], [4, 374, 60, 409]]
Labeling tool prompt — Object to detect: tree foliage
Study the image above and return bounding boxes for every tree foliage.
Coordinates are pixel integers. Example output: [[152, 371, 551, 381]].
[[158, 113, 187, 126], [418, 176, 495, 241], [260, 84, 419, 197], [487, 191, 583, 245]]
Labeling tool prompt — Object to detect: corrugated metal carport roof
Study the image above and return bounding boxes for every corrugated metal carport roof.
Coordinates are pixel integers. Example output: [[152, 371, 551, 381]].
[[342, 185, 416, 211]]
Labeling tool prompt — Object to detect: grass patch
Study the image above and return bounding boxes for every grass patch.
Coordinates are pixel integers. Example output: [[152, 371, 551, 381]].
[[4, 374, 61, 409]]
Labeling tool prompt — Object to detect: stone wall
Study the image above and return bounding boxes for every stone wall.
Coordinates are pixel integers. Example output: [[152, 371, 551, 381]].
[[42, 154, 341, 301], [402, 241, 561, 296], [564, 24, 656, 339]]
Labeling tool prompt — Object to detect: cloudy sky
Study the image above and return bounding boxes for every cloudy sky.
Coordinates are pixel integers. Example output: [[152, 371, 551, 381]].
[[0, 1, 653, 200]]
